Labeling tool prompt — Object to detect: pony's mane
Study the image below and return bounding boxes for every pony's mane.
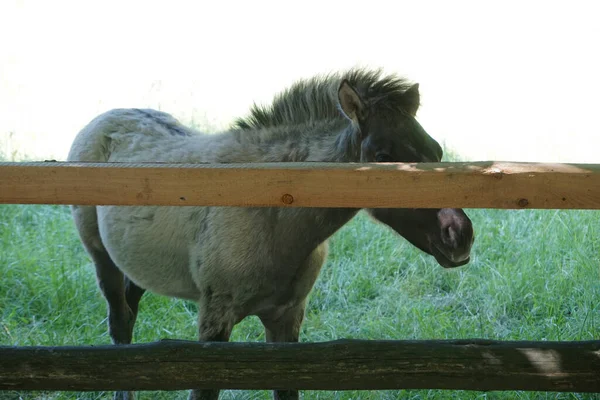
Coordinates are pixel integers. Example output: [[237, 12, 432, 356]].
[[233, 68, 417, 130]]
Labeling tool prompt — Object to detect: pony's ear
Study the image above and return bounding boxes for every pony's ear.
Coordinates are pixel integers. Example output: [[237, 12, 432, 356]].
[[338, 80, 365, 123], [403, 83, 420, 116]]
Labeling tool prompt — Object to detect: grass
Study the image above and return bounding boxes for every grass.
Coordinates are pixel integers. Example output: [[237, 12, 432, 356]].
[[1, 203, 599, 400]]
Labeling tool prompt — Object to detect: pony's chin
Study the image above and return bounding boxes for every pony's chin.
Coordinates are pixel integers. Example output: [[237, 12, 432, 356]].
[[431, 246, 471, 268], [439, 256, 470, 268]]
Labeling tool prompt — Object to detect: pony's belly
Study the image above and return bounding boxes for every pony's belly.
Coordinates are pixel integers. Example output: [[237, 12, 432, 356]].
[[97, 206, 202, 300], [117, 251, 200, 300]]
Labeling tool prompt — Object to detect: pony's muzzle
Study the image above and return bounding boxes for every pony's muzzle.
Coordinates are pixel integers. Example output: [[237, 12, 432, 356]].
[[435, 209, 475, 268]]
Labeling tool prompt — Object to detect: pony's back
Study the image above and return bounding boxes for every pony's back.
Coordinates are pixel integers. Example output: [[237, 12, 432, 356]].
[[67, 108, 218, 164]]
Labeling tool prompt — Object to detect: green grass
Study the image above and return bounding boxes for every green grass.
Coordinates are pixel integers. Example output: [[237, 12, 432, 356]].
[[1, 205, 598, 400]]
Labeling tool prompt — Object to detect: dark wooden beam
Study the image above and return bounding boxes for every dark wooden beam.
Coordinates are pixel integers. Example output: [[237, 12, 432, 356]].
[[1, 339, 599, 392]]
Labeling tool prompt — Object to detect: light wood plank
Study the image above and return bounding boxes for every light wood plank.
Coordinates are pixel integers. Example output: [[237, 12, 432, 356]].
[[1, 161, 599, 209]]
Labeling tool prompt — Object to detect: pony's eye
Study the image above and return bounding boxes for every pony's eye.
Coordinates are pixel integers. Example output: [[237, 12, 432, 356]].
[[376, 154, 392, 162]]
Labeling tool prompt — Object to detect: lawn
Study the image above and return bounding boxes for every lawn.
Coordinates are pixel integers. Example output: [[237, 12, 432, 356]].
[[1, 201, 598, 399]]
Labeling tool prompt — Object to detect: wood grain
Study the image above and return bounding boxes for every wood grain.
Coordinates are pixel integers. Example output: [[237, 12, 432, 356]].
[[1, 339, 599, 392], [1, 161, 599, 209]]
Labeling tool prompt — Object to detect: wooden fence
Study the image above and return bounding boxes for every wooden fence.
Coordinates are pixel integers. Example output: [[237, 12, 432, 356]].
[[1, 161, 599, 394]]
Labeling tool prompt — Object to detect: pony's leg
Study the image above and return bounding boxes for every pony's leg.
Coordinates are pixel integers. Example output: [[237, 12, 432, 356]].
[[125, 277, 146, 326], [90, 248, 140, 345], [260, 304, 306, 400], [72, 205, 142, 345], [72, 205, 140, 400], [89, 249, 142, 400], [188, 300, 234, 400]]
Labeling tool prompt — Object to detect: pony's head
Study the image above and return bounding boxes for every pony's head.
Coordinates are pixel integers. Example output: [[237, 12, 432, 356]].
[[338, 79, 474, 268]]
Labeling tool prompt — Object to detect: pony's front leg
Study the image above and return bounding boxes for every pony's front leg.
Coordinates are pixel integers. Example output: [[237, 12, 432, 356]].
[[260, 304, 306, 400], [188, 299, 234, 400]]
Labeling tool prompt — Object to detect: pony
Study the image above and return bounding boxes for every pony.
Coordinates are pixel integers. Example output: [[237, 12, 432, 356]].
[[67, 68, 475, 400]]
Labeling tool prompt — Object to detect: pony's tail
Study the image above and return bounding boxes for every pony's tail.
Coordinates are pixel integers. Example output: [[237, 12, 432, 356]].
[[67, 110, 120, 254], [67, 110, 118, 163]]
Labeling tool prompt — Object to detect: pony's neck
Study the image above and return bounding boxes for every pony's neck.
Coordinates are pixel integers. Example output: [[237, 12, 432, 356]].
[[328, 125, 361, 162], [290, 121, 361, 163], [227, 119, 361, 164], [268, 122, 362, 258]]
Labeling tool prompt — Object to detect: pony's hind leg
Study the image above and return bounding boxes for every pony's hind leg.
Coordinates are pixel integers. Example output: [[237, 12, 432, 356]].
[[125, 276, 146, 329], [89, 249, 144, 400], [72, 205, 143, 344], [260, 304, 306, 400], [91, 248, 143, 344], [72, 205, 145, 400]]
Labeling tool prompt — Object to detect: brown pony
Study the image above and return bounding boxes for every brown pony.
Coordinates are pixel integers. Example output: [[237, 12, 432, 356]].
[[67, 68, 474, 400]]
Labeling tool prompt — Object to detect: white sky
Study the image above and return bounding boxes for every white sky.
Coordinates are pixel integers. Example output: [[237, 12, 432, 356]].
[[1, 0, 598, 162]]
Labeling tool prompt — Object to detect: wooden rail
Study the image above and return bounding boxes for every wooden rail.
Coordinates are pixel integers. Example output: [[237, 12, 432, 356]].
[[1, 161, 599, 209], [1, 339, 599, 392]]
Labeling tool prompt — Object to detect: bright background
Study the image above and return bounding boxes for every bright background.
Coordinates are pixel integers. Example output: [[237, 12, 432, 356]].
[[1, 0, 598, 163]]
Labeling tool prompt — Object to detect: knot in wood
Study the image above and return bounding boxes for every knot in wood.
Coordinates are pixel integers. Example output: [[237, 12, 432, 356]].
[[281, 193, 294, 205], [517, 198, 529, 207]]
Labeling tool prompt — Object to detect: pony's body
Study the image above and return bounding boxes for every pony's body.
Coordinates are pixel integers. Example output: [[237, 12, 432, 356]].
[[71, 107, 356, 313], [68, 69, 474, 400]]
